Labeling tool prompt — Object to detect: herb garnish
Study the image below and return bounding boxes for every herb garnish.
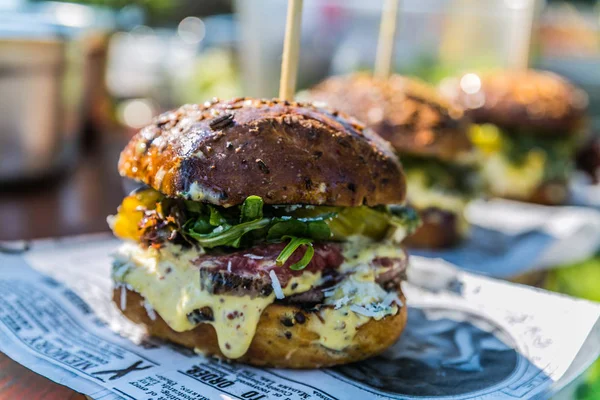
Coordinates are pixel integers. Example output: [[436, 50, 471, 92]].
[[276, 236, 314, 270], [166, 195, 418, 270]]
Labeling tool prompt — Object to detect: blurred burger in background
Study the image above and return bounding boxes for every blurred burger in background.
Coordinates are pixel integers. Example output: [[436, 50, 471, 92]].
[[307, 73, 478, 249], [443, 70, 589, 205]]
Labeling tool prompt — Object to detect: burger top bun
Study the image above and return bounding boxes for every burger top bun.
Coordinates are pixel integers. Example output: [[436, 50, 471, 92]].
[[119, 97, 406, 207], [450, 69, 588, 136], [308, 73, 472, 162]]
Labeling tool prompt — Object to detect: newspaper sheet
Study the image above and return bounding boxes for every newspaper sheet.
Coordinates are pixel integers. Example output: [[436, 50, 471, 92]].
[[0, 234, 598, 400]]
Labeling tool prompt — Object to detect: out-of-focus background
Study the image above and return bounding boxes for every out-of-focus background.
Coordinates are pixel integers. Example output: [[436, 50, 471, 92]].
[[0, 0, 599, 397]]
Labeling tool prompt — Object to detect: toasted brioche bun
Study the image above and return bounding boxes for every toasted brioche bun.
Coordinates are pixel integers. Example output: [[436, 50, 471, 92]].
[[118, 98, 406, 207], [404, 207, 462, 249], [113, 288, 408, 369], [450, 70, 588, 136], [308, 73, 472, 161]]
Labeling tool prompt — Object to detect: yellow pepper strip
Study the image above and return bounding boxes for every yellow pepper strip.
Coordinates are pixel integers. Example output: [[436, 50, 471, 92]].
[[112, 189, 162, 241]]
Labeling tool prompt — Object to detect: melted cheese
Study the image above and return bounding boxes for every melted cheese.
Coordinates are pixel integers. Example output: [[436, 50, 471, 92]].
[[113, 243, 321, 359], [113, 239, 402, 358], [309, 242, 403, 351], [183, 182, 224, 203], [306, 308, 369, 351], [340, 236, 406, 272], [307, 264, 399, 351], [405, 171, 468, 214]]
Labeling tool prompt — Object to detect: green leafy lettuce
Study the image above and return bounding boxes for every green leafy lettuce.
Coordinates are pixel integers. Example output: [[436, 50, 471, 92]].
[[180, 196, 417, 270]]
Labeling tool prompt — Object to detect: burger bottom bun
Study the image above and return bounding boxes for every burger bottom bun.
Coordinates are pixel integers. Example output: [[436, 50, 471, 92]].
[[405, 207, 463, 249], [113, 288, 408, 369]]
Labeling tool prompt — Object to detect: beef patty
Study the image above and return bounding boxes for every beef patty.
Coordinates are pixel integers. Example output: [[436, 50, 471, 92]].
[[193, 242, 407, 300]]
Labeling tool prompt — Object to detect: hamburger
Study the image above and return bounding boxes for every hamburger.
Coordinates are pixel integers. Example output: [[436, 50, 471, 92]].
[[445, 69, 588, 205], [307, 73, 477, 249], [108, 98, 419, 368]]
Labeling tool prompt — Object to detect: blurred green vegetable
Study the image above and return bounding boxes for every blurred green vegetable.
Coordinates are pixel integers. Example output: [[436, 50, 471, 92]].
[[175, 48, 242, 106], [576, 361, 600, 400], [544, 256, 600, 399], [545, 256, 600, 302]]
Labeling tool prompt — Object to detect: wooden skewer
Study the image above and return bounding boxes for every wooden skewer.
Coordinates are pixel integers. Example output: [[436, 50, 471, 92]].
[[375, 0, 400, 79], [511, 0, 535, 71], [279, 0, 304, 101]]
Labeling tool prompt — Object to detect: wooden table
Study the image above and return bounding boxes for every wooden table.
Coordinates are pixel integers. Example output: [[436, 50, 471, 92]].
[[0, 132, 128, 399], [0, 353, 85, 400]]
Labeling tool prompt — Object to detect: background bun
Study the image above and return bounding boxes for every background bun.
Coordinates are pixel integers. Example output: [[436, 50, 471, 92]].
[[451, 70, 588, 136], [119, 98, 405, 207], [308, 73, 472, 161], [114, 288, 407, 369], [404, 208, 462, 249]]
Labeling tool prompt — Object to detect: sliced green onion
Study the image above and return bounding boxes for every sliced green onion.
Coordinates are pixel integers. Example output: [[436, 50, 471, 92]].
[[289, 244, 314, 271], [276, 236, 314, 270]]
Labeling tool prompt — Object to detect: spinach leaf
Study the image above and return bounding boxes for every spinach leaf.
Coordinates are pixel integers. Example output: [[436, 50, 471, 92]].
[[268, 218, 307, 239], [184, 200, 203, 213], [240, 195, 263, 222], [306, 220, 332, 241], [209, 207, 228, 226], [266, 214, 334, 241], [180, 195, 416, 270], [184, 217, 213, 235], [186, 218, 271, 248]]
